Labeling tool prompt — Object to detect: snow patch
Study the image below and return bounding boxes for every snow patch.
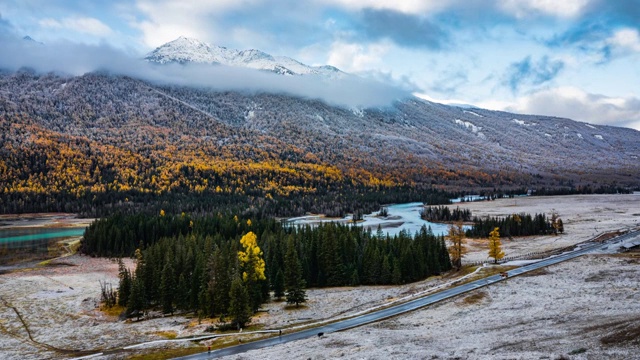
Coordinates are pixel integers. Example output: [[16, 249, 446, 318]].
[[585, 124, 597, 129], [544, 133, 552, 138], [594, 134, 604, 140], [454, 119, 481, 133], [463, 110, 483, 117], [577, 133, 583, 139], [513, 119, 537, 126]]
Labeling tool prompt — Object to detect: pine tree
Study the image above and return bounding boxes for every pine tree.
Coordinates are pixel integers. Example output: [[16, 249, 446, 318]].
[[273, 268, 285, 300], [126, 276, 145, 320], [488, 227, 505, 264], [391, 259, 402, 285], [117, 258, 131, 307], [160, 258, 176, 314], [284, 239, 307, 307], [228, 276, 252, 329]]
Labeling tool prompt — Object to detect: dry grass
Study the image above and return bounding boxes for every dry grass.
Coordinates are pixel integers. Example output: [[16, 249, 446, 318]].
[[100, 304, 125, 317], [460, 291, 488, 306], [153, 331, 177, 339], [125, 346, 206, 360], [284, 304, 309, 310], [600, 319, 640, 346]]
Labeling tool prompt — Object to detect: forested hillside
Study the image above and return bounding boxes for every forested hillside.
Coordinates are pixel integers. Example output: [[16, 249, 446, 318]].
[[1, 69, 638, 216]]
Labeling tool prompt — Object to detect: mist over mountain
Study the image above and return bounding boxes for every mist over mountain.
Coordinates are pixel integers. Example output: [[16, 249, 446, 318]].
[[0, 35, 406, 109]]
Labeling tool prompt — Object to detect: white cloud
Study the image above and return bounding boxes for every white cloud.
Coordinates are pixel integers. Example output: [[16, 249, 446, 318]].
[[39, 17, 112, 36], [327, 41, 391, 73], [132, 0, 262, 48], [607, 28, 640, 54], [490, 87, 640, 130], [319, 0, 452, 14], [499, 0, 590, 18]]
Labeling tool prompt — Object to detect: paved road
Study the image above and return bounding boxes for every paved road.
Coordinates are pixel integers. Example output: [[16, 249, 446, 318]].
[[177, 230, 639, 359]]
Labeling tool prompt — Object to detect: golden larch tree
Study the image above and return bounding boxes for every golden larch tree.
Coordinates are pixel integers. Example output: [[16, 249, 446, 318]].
[[447, 222, 467, 270], [488, 227, 505, 264], [238, 232, 266, 282]]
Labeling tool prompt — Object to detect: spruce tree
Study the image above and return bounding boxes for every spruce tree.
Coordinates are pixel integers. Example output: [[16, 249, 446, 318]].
[[126, 276, 145, 320], [284, 239, 307, 307], [160, 259, 176, 314], [273, 268, 285, 300], [228, 276, 252, 329], [117, 258, 131, 307]]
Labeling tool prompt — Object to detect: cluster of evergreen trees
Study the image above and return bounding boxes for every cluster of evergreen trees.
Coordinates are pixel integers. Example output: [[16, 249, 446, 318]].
[[465, 213, 556, 238], [82, 212, 451, 322], [420, 206, 472, 223]]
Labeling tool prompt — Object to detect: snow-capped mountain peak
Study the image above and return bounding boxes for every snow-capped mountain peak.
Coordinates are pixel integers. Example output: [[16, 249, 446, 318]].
[[145, 36, 346, 79]]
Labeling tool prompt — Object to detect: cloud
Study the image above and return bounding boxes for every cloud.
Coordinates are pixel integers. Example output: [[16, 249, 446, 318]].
[[326, 40, 391, 72], [132, 0, 326, 51], [504, 56, 564, 92], [545, 0, 640, 62], [504, 87, 640, 130], [39, 16, 113, 36], [0, 37, 408, 109], [607, 28, 640, 55], [357, 9, 448, 49], [0, 13, 14, 35], [499, 0, 590, 18], [319, 0, 453, 15]]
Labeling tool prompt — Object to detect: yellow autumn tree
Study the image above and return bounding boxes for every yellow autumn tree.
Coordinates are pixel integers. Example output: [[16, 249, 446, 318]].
[[447, 222, 467, 271], [488, 227, 505, 264], [237, 232, 266, 282]]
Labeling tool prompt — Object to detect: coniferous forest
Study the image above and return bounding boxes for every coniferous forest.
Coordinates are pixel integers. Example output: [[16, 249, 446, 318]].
[[82, 212, 451, 319]]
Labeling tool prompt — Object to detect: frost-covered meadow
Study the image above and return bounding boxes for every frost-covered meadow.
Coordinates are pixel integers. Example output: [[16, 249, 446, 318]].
[[0, 194, 639, 359]]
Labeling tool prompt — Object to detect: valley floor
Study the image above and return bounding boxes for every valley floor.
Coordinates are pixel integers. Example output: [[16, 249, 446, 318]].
[[0, 194, 638, 359]]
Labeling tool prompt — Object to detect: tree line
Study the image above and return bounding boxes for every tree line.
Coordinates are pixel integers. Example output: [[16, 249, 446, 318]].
[[421, 206, 472, 222], [465, 213, 563, 238]]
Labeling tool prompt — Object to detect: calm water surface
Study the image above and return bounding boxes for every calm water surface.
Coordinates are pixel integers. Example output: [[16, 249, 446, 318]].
[[0, 227, 85, 245]]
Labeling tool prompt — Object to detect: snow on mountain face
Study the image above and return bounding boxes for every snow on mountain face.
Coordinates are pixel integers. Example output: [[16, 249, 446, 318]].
[[145, 36, 345, 79]]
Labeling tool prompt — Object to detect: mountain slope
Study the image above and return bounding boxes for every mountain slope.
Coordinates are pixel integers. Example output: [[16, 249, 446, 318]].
[[145, 36, 345, 78], [0, 70, 638, 215]]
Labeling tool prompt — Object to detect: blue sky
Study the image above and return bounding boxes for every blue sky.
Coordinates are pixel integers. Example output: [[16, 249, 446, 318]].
[[1, 0, 639, 130]]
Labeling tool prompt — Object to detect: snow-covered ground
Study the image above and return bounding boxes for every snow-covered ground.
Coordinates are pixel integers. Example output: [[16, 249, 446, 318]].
[[1, 194, 639, 359], [230, 253, 640, 360]]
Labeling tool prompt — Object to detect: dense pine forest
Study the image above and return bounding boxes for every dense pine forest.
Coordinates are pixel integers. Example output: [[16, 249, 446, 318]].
[[420, 206, 472, 222], [465, 213, 561, 238], [84, 212, 451, 321]]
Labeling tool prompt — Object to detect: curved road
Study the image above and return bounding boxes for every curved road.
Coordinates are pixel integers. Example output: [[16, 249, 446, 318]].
[[177, 230, 639, 359]]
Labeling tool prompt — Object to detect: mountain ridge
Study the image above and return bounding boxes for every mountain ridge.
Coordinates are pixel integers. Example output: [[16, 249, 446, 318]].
[[145, 36, 346, 79]]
